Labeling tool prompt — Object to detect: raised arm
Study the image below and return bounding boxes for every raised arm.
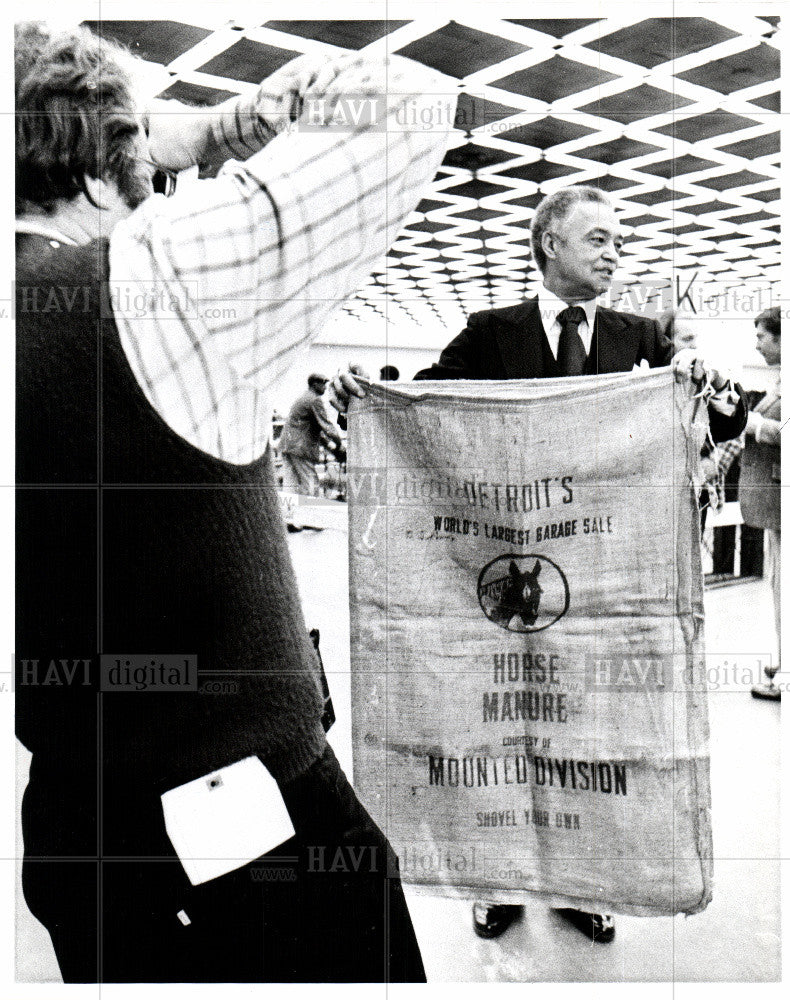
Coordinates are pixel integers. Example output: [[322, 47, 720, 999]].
[[110, 54, 456, 463], [145, 53, 359, 173]]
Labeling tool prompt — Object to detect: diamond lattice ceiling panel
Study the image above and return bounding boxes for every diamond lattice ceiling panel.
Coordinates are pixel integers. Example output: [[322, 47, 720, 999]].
[[197, 38, 303, 82], [498, 193, 545, 211], [506, 20, 601, 37], [451, 207, 504, 222], [591, 18, 739, 67], [85, 16, 781, 329], [748, 188, 780, 203], [396, 23, 529, 78], [575, 137, 665, 165], [653, 112, 759, 142], [751, 91, 781, 112], [729, 210, 776, 225], [683, 199, 737, 215], [593, 175, 650, 192], [263, 20, 409, 48], [717, 132, 780, 159], [491, 57, 620, 103], [697, 169, 773, 190], [676, 43, 780, 94], [498, 161, 580, 184], [453, 93, 523, 131], [576, 84, 696, 123], [442, 143, 517, 169], [441, 178, 511, 200], [621, 188, 678, 206], [159, 80, 238, 105], [84, 20, 211, 63], [497, 117, 596, 148], [620, 213, 666, 228], [640, 154, 720, 178]]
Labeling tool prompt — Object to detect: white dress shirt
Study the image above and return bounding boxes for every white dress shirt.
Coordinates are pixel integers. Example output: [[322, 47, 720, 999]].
[[538, 285, 597, 358]]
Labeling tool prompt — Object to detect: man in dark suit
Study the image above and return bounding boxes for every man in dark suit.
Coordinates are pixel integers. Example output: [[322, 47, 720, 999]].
[[412, 186, 745, 447], [332, 183, 746, 945], [411, 185, 744, 942]]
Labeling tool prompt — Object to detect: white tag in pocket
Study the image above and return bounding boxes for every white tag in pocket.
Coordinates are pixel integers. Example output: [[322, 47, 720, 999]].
[[161, 756, 295, 886]]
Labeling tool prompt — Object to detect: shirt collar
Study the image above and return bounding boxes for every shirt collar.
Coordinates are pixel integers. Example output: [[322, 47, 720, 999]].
[[538, 284, 597, 331], [15, 218, 78, 247]]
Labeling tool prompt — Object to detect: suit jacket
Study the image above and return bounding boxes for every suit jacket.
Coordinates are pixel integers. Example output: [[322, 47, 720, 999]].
[[280, 389, 340, 463], [415, 299, 746, 442], [740, 383, 781, 531]]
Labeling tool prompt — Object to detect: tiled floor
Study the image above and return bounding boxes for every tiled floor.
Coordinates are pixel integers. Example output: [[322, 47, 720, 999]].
[[15, 519, 780, 983]]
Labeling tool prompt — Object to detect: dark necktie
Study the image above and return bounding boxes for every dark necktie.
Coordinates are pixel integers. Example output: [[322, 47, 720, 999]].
[[556, 306, 588, 376]]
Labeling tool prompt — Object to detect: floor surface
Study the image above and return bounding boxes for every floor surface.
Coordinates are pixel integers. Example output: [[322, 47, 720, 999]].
[[15, 516, 781, 983]]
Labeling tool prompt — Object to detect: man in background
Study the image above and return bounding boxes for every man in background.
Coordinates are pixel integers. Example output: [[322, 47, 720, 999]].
[[280, 373, 343, 496], [740, 307, 782, 699]]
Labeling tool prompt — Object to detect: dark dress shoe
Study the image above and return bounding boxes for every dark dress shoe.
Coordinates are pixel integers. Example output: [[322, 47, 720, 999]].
[[556, 908, 615, 942], [751, 683, 780, 700], [472, 902, 520, 939]]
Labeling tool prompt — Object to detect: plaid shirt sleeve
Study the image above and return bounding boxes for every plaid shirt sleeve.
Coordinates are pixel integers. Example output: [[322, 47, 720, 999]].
[[716, 436, 745, 477], [109, 57, 456, 463]]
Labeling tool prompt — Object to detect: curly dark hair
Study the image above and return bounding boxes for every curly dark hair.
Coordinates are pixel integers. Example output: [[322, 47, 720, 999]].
[[15, 21, 149, 215]]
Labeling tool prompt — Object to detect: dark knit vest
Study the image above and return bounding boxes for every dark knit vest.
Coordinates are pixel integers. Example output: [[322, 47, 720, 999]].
[[16, 234, 326, 799]]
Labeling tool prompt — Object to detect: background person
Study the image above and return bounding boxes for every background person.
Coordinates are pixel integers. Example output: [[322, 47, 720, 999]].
[[280, 373, 343, 496], [660, 307, 739, 532], [740, 307, 782, 699]]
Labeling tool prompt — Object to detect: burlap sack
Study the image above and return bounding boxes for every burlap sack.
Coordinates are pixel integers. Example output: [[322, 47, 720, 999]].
[[348, 368, 712, 917]]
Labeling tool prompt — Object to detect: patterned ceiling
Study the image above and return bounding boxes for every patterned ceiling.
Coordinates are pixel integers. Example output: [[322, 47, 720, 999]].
[[86, 16, 781, 334]]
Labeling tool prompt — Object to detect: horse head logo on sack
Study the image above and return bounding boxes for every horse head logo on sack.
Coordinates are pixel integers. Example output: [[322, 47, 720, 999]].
[[496, 560, 543, 626], [477, 554, 569, 633]]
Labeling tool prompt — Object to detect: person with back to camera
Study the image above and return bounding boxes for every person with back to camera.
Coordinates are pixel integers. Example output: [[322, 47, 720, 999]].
[[15, 19, 455, 983]]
